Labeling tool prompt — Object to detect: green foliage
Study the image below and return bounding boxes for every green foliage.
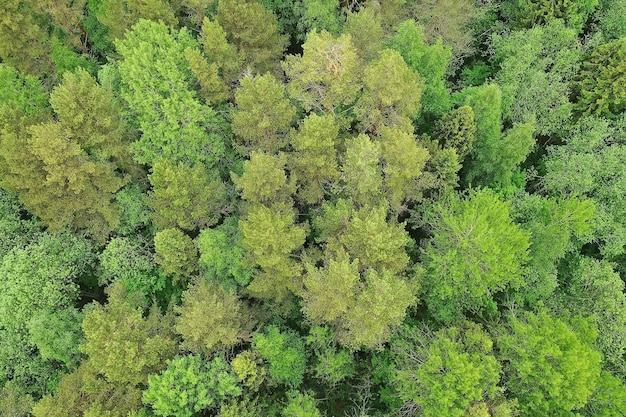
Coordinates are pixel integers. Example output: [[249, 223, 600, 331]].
[[596, 0, 626, 40], [116, 19, 227, 167], [81, 283, 177, 385], [582, 371, 626, 416], [306, 206, 415, 349], [96, 0, 178, 41], [511, 194, 595, 304], [343, 7, 385, 62], [333, 205, 410, 274], [216, 0, 287, 74], [0, 189, 41, 260], [197, 220, 256, 289], [240, 204, 306, 301], [115, 182, 152, 235], [387, 20, 452, 117], [282, 391, 323, 417], [233, 151, 295, 207], [575, 38, 626, 119], [148, 160, 229, 231], [175, 280, 252, 354], [542, 116, 626, 257], [0, 233, 94, 395], [433, 105, 476, 159], [0, 64, 48, 116], [377, 126, 430, 211], [394, 323, 502, 417], [493, 19, 581, 136], [231, 350, 267, 391], [99, 236, 166, 300], [503, 0, 598, 30], [185, 46, 230, 105], [355, 49, 423, 132], [556, 256, 626, 373], [28, 307, 83, 367], [154, 228, 198, 284], [0, 68, 128, 239], [298, 0, 342, 37], [342, 134, 384, 207], [418, 189, 531, 322], [306, 326, 355, 386], [253, 325, 306, 387], [497, 311, 602, 415], [0, 382, 33, 417], [233, 73, 296, 155], [283, 30, 361, 114], [290, 113, 341, 204], [198, 17, 242, 84], [32, 360, 143, 417], [0, 233, 93, 333], [459, 84, 534, 188], [143, 355, 242, 417], [405, 0, 482, 65]]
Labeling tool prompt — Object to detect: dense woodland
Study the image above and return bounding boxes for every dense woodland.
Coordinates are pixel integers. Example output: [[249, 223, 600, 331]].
[[1, 0, 626, 415]]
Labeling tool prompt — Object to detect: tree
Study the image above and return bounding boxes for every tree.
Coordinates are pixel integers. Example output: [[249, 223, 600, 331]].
[[0, 1, 52, 76], [0, 69, 129, 239], [387, 20, 452, 117], [0, 233, 94, 396], [148, 159, 229, 231], [253, 326, 306, 387], [143, 355, 242, 417], [230, 350, 267, 392], [282, 391, 323, 417], [542, 116, 626, 258], [216, 0, 287, 74], [304, 206, 415, 349], [154, 228, 198, 284], [341, 134, 384, 208], [502, 0, 598, 30], [175, 280, 252, 354], [232, 73, 296, 156], [497, 311, 602, 415], [574, 38, 626, 119], [355, 49, 423, 133], [417, 189, 531, 322], [511, 194, 595, 304], [81, 283, 177, 386], [27, 307, 83, 367], [493, 19, 581, 136], [555, 256, 626, 374], [377, 126, 430, 212], [393, 323, 502, 417], [96, 0, 178, 41], [198, 17, 242, 85], [306, 326, 355, 386], [240, 204, 306, 302], [459, 84, 534, 188], [297, 0, 342, 37], [232, 151, 295, 207], [99, 236, 169, 302], [433, 105, 476, 159], [289, 113, 341, 204], [197, 219, 256, 290], [32, 360, 143, 417], [405, 0, 483, 66], [116, 19, 227, 167], [283, 30, 362, 114], [343, 7, 385, 62]]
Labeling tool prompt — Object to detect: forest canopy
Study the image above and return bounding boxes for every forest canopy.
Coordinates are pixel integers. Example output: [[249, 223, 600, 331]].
[[1, 0, 626, 416]]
